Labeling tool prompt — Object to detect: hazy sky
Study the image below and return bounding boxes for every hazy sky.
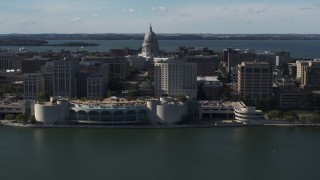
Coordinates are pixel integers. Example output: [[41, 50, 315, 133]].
[[1, 0, 320, 34]]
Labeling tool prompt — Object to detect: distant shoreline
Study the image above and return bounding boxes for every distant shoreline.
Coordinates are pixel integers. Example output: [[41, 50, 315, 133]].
[[1, 34, 320, 42], [1, 120, 319, 129], [0, 39, 99, 46]]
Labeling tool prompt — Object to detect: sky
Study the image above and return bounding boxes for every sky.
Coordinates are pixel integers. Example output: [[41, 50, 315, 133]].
[[0, 0, 320, 34]]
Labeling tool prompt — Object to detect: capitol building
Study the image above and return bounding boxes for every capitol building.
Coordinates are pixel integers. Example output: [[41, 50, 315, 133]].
[[139, 25, 159, 58]]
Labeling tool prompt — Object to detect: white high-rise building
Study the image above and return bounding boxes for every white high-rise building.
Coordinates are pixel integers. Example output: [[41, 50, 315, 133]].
[[154, 59, 197, 99], [296, 60, 313, 80]]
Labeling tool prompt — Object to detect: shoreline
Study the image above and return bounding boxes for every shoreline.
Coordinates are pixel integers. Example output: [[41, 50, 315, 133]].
[[1, 120, 319, 129]]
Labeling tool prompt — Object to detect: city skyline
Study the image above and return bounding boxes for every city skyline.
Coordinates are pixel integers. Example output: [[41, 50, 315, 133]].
[[0, 0, 320, 34]]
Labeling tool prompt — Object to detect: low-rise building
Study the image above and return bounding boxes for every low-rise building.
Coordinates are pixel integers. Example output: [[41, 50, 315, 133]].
[[197, 76, 223, 100], [233, 101, 264, 123]]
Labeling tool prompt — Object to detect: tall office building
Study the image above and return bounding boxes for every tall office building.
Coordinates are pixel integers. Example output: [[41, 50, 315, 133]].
[[82, 56, 129, 80], [0, 53, 22, 70], [23, 73, 43, 101], [186, 55, 219, 76], [237, 62, 273, 104], [257, 51, 276, 67], [53, 59, 79, 98], [276, 51, 290, 68], [223, 48, 257, 72], [41, 62, 54, 96], [296, 60, 313, 80], [154, 59, 197, 99], [302, 61, 320, 90], [78, 61, 109, 99]]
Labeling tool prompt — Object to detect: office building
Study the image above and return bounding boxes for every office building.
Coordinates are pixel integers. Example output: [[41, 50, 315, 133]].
[[154, 59, 197, 99], [186, 55, 219, 76], [197, 76, 223, 100], [302, 61, 320, 90], [257, 51, 276, 67], [223, 48, 257, 72], [276, 51, 290, 68], [23, 73, 43, 101], [237, 62, 273, 104], [53, 59, 79, 98], [78, 61, 109, 99], [296, 60, 313, 80], [82, 56, 129, 80]]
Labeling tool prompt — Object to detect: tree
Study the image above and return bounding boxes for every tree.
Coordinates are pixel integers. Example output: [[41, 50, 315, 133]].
[[299, 116, 307, 125], [28, 116, 37, 124], [5, 114, 15, 120], [128, 90, 139, 100], [310, 115, 320, 125], [284, 111, 298, 119], [220, 85, 231, 100], [197, 83, 206, 100], [15, 114, 26, 122], [37, 91, 50, 102], [107, 90, 116, 98], [312, 94, 320, 109], [254, 97, 278, 111], [284, 115, 295, 124], [299, 93, 314, 109], [129, 83, 139, 91], [267, 110, 284, 120], [176, 95, 187, 102], [108, 79, 123, 94]]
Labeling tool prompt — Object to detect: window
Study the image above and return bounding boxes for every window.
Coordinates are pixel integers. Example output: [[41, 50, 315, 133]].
[[245, 68, 252, 73]]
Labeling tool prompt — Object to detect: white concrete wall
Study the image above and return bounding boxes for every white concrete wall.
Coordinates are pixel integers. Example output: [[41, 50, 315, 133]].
[[34, 103, 63, 124], [156, 104, 186, 125]]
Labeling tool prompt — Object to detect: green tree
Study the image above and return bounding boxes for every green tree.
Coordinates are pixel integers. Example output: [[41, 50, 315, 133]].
[[284, 111, 298, 119], [176, 95, 187, 102], [284, 115, 295, 124], [197, 83, 206, 100], [129, 83, 139, 91], [107, 90, 116, 98], [5, 114, 15, 120], [299, 116, 307, 125], [37, 91, 50, 102], [128, 90, 139, 100], [28, 116, 37, 124], [108, 79, 123, 94], [267, 110, 284, 120], [312, 94, 320, 109], [15, 114, 26, 122], [310, 115, 320, 125], [254, 97, 278, 111], [299, 93, 314, 109]]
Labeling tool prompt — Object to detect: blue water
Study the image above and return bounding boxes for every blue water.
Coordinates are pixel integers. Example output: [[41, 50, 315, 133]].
[[0, 126, 320, 180], [1, 40, 319, 58]]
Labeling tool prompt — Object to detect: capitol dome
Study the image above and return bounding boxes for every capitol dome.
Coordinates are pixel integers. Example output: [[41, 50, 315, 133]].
[[141, 24, 159, 57]]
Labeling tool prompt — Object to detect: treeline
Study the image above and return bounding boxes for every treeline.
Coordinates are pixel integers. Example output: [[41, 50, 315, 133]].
[[0, 39, 48, 46], [47, 42, 99, 46], [1, 34, 320, 41], [0, 39, 98, 46]]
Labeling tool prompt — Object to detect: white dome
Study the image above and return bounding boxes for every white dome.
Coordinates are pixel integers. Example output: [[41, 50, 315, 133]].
[[141, 24, 159, 57]]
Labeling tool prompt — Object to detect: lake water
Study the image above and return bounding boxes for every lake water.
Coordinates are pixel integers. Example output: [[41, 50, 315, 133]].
[[1, 40, 320, 59], [1, 125, 320, 180]]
